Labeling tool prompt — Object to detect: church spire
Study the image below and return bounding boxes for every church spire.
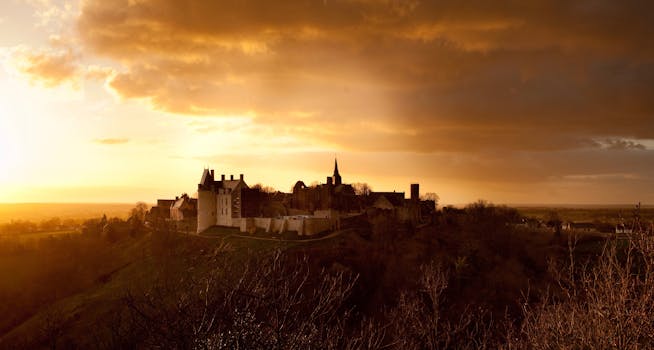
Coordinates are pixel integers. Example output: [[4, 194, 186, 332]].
[[333, 158, 342, 186]]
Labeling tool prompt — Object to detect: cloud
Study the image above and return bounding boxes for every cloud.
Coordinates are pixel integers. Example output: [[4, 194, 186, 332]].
[[70, 0, 654, 154], [602, 139, 647, 151], [93, 138, 129, 145], [84, 65, 114, 81], [8, 46, 80, 87], [23, 0, 76, 29]]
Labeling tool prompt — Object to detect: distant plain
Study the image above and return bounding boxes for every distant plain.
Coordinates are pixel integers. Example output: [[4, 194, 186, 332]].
[[0, 203, 139, 224]]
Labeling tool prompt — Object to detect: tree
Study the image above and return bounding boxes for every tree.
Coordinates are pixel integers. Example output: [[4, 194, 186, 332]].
[[352, 182, 372, 196], [252, 183, 276, 194], [421, 192, 439, 203], [546, 210, 562, 237], [39, 217, 61, 232], [129, 202, 149, 236]]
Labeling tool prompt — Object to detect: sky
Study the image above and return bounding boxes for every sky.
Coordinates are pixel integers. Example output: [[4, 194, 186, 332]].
[[1, 0, 653, 205]]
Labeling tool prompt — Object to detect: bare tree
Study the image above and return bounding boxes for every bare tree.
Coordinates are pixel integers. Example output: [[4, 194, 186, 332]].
[[352, 183, 372, 197], [387, 262, 493, 349], [422, 192, 439, 204], [129, 202, 149, 236], [517, 225, 654, 349], [119, 250, 369, 349]]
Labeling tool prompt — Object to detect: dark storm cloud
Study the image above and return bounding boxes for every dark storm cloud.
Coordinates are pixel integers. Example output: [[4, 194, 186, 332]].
[[74, 0, 654, 153]]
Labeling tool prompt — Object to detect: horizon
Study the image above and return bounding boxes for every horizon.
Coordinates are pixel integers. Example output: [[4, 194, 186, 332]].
[[2, 1, 654, 204], [1, 201, 651, 209]]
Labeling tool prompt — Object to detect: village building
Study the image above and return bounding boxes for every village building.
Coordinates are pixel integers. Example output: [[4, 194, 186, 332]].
[[170, 193, 197, 233], [367, 183, 423, 223], [170, 193, 197, 221], [150, 199, 175, 219]]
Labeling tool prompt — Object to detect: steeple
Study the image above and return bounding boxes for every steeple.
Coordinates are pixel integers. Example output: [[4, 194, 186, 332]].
[[333, 158, 342, 186]]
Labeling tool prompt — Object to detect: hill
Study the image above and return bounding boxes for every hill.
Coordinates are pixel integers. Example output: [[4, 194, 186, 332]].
[[1, 202, 651, 348]]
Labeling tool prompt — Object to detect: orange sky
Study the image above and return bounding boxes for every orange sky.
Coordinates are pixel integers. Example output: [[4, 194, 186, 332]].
[[1, 0, 654, 205]]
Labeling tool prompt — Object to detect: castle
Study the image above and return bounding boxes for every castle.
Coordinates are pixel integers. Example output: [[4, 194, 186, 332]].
[[151, 159, 435, 236], [196, 170, 262, 232]]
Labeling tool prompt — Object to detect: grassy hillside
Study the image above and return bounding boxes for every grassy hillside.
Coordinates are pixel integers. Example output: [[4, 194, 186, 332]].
[[1, 203, 651, 348]]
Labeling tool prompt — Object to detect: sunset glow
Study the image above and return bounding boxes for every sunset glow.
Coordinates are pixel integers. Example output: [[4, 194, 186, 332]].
[[1, 0, 653, 205]]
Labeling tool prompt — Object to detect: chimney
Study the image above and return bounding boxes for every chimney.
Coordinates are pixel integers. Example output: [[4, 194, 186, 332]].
[[327, 177, 333, 185], [240, 174, 244, 181], [230, 175, 234, 180], [221, 174, 225, 181], [210, 169, 214, 178]]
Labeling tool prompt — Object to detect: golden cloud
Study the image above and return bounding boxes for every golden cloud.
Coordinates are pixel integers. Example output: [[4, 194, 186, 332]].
[[93, 138, 130, 145], [9, 46, 79, 87], [70, 0, 654, 154]]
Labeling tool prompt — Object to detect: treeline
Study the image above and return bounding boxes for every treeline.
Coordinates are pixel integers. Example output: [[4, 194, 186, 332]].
[[0, 203, 150, 236], [0, 218, 79, 235]]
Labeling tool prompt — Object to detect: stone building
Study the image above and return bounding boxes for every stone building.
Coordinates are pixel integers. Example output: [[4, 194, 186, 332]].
[[290, 159, 357, 213], [171, 193, 197, 221], [171, 193, 197, 233], [197, 169, 250, 233], [150, 199, 175, 219]]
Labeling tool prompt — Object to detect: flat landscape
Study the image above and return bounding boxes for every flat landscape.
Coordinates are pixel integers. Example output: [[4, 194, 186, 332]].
[[516, 205, 654, 224], [0, 203, 138, 224]]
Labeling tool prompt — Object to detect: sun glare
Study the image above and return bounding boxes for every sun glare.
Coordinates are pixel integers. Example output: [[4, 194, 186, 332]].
[[0, 114, 19, 182]]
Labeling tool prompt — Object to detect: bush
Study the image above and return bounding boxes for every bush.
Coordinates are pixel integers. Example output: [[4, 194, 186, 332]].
[[516, 228, 654, 348]]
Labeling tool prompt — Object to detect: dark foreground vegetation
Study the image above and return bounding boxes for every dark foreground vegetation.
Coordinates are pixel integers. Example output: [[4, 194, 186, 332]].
[[1, 202, 653, 349]]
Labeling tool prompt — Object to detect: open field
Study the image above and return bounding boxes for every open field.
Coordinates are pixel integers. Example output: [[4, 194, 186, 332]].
[[516, 205, 654, 224], [0, 203, 139, 224], [0, 230, 81, 243]]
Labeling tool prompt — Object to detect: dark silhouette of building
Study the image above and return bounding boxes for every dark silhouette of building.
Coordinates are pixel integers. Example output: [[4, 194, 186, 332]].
[[333, 158, 342, 186], [290, 158, 356, 212], [179, 159, 434, 234]]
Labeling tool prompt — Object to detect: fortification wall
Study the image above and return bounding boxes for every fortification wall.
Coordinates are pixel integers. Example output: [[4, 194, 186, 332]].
[[240, 216, 332, 236], [285, 218, 303, 235]]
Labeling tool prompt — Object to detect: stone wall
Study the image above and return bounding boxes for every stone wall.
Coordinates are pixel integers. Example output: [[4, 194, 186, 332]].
[[239, 216, 333, 236]]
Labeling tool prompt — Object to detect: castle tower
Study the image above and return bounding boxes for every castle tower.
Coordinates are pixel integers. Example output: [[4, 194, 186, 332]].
[[197, 168, 217, 234], [411, 183, 420, 202], [333, 158, 342, 186]]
